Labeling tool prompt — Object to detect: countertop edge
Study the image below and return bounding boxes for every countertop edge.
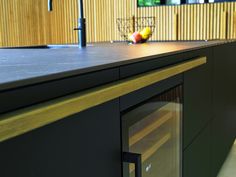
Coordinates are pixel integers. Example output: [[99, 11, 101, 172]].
[[0, 40, 233, 92]]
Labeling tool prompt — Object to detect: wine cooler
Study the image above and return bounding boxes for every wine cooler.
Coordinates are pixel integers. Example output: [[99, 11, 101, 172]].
[[122, 85, 182, 177]]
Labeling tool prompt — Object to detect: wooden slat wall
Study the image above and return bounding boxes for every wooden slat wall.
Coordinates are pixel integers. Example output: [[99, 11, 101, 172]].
[[1, 0, 236, 47], [0, 0, 2, 46]]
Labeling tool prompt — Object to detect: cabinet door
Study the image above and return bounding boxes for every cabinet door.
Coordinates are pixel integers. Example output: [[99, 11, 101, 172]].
[[0, 99, 121, 177], [184, 122, 210, 177], [183, 48, 213, 148], [211, 43, 236, 177]]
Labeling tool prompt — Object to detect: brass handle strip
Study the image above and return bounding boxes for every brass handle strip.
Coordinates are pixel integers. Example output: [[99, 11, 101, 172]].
[[0, 56, 206, 142]]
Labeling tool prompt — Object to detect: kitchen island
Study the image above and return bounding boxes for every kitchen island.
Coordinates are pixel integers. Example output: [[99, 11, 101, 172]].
[[0, 41, 236, 177]]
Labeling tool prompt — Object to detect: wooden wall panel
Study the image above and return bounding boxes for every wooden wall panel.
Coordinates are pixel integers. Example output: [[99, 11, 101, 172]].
[[0, 0, 3, 46], [1, 1, 236, 47], [0, 0, 49, 47]]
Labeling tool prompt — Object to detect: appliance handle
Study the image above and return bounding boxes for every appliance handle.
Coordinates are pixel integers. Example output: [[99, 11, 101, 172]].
[[123, 152, 142, 177]]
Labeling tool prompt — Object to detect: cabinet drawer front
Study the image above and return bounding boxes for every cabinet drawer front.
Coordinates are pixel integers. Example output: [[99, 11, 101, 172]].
[[120, 49, 205, 79], [120, 75, 183, 111], [0, 68, 119, 114]]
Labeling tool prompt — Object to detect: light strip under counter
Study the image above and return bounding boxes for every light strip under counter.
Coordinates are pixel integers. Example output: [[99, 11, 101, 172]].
[[0, 56, 207, 142]]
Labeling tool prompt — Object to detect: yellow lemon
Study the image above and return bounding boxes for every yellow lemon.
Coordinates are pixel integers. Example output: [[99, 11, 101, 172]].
[[140, 27, 152, 40], [144, 27, 152, 35]]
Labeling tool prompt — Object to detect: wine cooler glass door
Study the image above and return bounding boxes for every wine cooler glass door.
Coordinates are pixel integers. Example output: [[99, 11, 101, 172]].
[[122, 85, 182, 177]]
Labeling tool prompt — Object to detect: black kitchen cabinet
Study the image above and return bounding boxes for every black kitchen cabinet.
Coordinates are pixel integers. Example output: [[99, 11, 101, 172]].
[[184, 44, 236, 177], [0, 99, 121, 177], [211, 43, 236, 177], [183, 121, 211, 177], [183, 48, 213, 149], [1, 41, 236, 177]]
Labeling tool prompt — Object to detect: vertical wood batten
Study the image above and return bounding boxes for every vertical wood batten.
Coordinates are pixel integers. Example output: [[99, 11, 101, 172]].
[[233, 11, 236, 38], [0, 0, 3, 46]]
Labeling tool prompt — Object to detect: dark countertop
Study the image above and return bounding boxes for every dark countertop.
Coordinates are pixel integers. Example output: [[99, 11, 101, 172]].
[[0, 40, 233, 91]]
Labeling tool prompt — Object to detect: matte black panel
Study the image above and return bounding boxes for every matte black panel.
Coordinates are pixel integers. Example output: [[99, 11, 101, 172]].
[[120, 75, 183, 111], [183, 48, 213, 149], [0, 68, 119, 114], [120, 49, 208, 79], [0, 99, 121, 177], [225, 42, 236, 141], [120, 54, 184, 79], [210, 115, 232, 177], [211, 43, 236, 177], [184, 122, 210, 177]]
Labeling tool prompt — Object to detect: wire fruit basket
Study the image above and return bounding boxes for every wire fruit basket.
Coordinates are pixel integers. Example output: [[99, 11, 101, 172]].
[[116, 16, 156, 42]]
